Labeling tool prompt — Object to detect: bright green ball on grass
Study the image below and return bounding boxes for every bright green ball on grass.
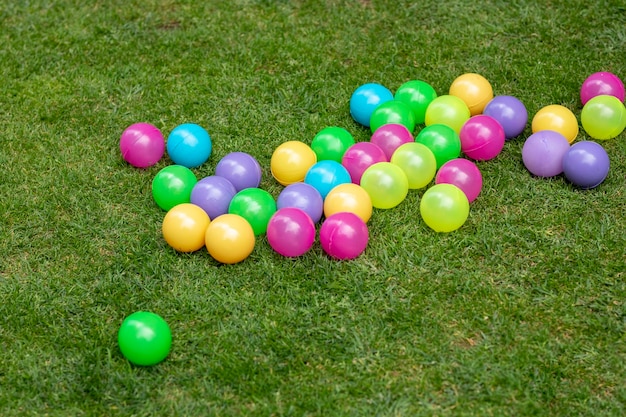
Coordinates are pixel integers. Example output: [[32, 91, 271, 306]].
[[118, 311, 172, 366], [395, 80, 438, 124], [369, 100, 416, 133], [311, 127, 355, 162]]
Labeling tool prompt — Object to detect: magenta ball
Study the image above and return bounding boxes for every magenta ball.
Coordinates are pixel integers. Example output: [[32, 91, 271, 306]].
[[483, 95, 528, 140], [459, 115, 506, 161], [319, 212, 368, 260], [521, 130, 570, 178], [370, 123, 414, 160], [580, 72, 625, 105], [562, 141, 610, 189], [119, 123, 165, 168], [215, 152, 262, 192], [276, 182, 324, 223], [266, 208, 316, 257], [190, 175, 237, 220], [435, 158, 483, 203], [341, 142, 388, 185]]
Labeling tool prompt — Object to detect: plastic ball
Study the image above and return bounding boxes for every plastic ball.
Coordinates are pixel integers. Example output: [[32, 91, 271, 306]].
[[323, 183, 373, 223], [228, 188, 277, 235], [215, 152, 262, 192], [415, 123, 462, 169], [483, 95, 528, 139], [459, 115, 506, 161], [370, 123, 414, 161], [304, 160, 352, 199], [205, 214, 255, 264], [369, 100, 416, 133], [562, 141, 610, 189], [118, 311, 171, 366], [360, 162, 409, 209], [266, 208, 316, 257], [152, 165, 198, 211], [319, 212, 369, 260], [350, 83, 394, 127], [435, 158, 483, 203], [449, 73, 494, 116], [521, 130, 571, 177], [166, 123, 212, 168], [531, 104, 579, 143], [119, 123, 165, 168], [162, 203, 211, 252], [390, 142, 437, 189], [420, 184, 470, 232], [311, 127, 355, 162], [271, 141, 317, 186], [190, 176, 237, 220], [276, 182, 324, 223], [341, 142, 388, 185], [581, 95, 626, 140], [580, 71, 625, 105], [424, 94, 471, 134], [394, 80, 438, 124]]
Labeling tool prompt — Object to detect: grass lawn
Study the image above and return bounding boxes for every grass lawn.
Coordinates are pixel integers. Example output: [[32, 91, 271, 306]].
[[1, 0, 625, 415]]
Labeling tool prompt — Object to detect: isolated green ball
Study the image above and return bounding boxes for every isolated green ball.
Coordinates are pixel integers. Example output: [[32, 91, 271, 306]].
[[118, 311, 172, 366], [311, 126, 355, 162], [228, 187, 277, 235], [369, 100, 416, 133], [152, 165, 198, 211]]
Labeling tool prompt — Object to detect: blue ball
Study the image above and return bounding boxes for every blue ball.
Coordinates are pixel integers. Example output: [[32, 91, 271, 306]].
[[304, 160, 352, 200], [350, 83, 394, 127], [166, 123, 212, 168]]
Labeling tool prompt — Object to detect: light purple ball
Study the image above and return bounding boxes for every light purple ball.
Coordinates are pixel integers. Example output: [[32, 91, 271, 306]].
[[522, 130, 570, 177], [190, 176, 237, 220], [276, 182, 324, 223], [215, 152, 262, 191], [562, 141, 610, 189], [483, 95, 528, 140]]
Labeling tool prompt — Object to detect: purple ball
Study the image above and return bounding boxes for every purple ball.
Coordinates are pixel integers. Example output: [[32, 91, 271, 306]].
[[562, 141, 610, 189], [215, 152, 262, 191], [483, 95, 528, 140], [190, 176, 237, 220], [522, 130, 571, 177], [276, 182, 324, 223]]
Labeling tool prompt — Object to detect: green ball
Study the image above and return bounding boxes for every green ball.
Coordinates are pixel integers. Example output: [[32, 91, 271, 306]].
[[390, 142, 437, 189], [415, 124, 462, 169], [581, 95, 626, 140], [118, 311, 172, 366], [369, 100, 416, 133], [152, 165, 198, 211], [420, 184, 469, 232], [424, 95, 471, 134], [311, 127, 355, 162], [360, 162, 409, 209], [395, 80, 438, 125], [228, 188, 277, 235]]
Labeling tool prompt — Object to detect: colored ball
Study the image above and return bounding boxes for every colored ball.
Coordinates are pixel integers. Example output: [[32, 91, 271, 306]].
[[341, 142, 388, 185], [276, 182, 324, 223], [311, 127, 355, 162], [424, 94, 471, 134], [204, 214, 255, 264], [166, 123, 212, 168], [360, 162, 409, 209], [394, 80, 438, 124], [531, 104, 579, 143], [415, 123, 462, 169], [190, 176, 237, 220], [459, 115, 506, 161], [162, 203, 211, 252], [581, 95, 626, 140], [420, 184, 469, 232], [370, 123, 414, 160], [119, 123, 165, 168], [319, 212, 369, 260], [271, 141, 317, 186], [390, 142, 437, 190], [449, 73, 494, 116], [435, 158, 483, 203], [215, 152, 262, 192], [152, 165, 198, 211], [483, 95, 528, 139], [118, 311, 171, 366], [349, 83, 394, 127], [323, 183, 373, 223], [521, 130, 571, 177], [228, 188, 277, 235], [580, 71, 625, 105], [562, 141, 610, 189], [369, 100, 416, 133], [304, 160, 352, 199], [266, 208, 316, 257]]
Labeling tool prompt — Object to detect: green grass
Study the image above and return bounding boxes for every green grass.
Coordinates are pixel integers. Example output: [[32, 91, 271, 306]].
[[1, 0, 625, 415]]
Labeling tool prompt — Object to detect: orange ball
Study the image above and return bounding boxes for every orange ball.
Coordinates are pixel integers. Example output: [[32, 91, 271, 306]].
[[162, 203, 210, 252], [205, 214, 255, 264], [270, 141, 317, 186], [531, 104, 579, 143], [449, 73, 494, 116], [324, 183, 373, 223]]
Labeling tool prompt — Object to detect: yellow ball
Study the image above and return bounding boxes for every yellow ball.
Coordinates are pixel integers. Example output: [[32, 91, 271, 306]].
[[162, 203, 210, 253], [531, 104, 579, 143], [270, 141, 317, 186], [449, 73, 494, 116], [324, 183, 373, 223], [205, 214, 255, 264]]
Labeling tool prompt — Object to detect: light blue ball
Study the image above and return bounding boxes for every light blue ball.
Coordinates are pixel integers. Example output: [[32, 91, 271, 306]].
[[349, 83, 394, 127], [304, 160, 352, 200], [166, 123, 212, 168]]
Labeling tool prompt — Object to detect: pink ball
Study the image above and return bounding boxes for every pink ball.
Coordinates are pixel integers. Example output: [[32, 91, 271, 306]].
[[435, 158, 483, 203], [459, 115, 505, 161], [370, 123, 414, 160], [580, 71, 625, 105], [319, 212, 368, 260], [341, 142, 388, 185], [119, 123, 165, 168], [266, 208, 316, 257]]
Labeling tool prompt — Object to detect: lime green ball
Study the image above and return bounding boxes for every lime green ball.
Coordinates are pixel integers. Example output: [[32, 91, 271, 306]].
[[311, 127, 355, 162], [118, 311, 172, 366], [420, 184, 469, 232], [369, 100, 416, 133]]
